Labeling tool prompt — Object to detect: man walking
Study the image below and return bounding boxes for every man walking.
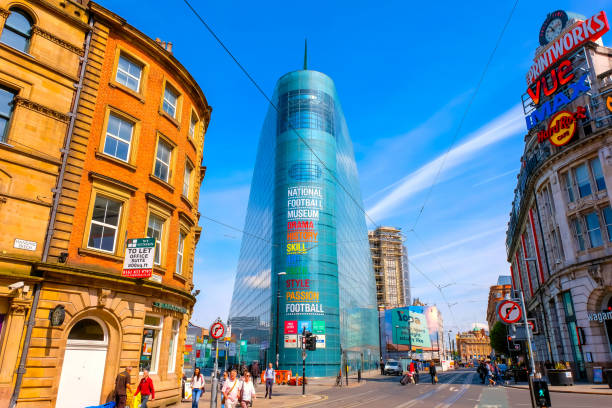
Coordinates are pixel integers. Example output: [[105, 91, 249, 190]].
[[429, 361, 437, 384], [264, 362, 275, 399], [114, 366, 132, 408]]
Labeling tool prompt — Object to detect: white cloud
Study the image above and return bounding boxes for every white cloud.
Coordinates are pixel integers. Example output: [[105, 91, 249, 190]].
[[410, 225, 506, 260], [367, 105, 524, 222]]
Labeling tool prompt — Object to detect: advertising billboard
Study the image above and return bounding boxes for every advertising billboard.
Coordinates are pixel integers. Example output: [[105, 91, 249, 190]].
[[381, 305, 443, 360]]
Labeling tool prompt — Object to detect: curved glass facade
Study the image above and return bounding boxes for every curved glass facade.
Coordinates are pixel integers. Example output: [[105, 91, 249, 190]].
[[229, 70, 378, 377]]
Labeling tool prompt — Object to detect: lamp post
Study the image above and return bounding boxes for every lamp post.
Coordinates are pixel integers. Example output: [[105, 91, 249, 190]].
[[448, 330, 452, 361], [275, 271, 286, 369]]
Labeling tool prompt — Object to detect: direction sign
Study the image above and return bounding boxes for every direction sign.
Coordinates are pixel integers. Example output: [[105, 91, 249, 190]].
[[498, 300, 522, 324], [122, 238, 155, 278], [210, 321, 225, 340]]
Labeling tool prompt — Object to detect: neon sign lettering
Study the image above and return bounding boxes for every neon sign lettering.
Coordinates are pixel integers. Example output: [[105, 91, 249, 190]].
[[526, 11, 609, 86], [525, 73, 589, 130], [526, 60, 574, 105]]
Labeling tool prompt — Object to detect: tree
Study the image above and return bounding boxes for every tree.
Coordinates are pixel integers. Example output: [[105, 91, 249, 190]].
[[490, 321, 509, 354]]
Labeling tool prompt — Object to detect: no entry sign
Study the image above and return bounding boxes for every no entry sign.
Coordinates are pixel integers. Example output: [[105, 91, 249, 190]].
[[498, 300, 522, 324], [122, 238, 155, 278]]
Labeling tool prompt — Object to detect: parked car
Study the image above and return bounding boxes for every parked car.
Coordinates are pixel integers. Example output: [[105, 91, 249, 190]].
[[384, 360, 402, 376]]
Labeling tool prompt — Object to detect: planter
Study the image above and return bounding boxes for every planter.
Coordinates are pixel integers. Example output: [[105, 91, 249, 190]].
[[548, 369, 573, 386], [606, 369, 612, 389]]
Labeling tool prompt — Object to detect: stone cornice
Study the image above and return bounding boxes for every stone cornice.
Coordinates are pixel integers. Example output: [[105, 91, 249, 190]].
[[32, 25, 85, 56], [13, 96, 70, 123], [0, 7, 10, 19]]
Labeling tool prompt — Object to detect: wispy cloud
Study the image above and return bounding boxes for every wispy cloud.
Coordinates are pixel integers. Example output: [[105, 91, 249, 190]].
[[367, 105, 524, 222], [410, 225, 506, 260], [472, 168, 518, 187]]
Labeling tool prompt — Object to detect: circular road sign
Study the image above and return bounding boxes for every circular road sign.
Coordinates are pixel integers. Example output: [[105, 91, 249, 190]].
[[210, 321, 225, 339], [498, 300, 522, 324]]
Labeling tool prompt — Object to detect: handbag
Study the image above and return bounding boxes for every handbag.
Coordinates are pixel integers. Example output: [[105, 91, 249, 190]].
[[434, 375, 438, 383]]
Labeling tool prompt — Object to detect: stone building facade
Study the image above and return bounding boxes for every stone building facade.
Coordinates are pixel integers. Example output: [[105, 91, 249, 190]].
[[0, 0, 89, 405], [456, 329, 491, 363], [505, 9, 612, 382], [0, 1, 211, 407], [486, 275, 513, 330]]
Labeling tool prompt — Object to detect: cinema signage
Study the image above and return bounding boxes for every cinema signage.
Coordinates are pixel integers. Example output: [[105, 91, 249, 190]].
[[537, 106, 586, 146], [525, 72, 589, 130], [526, 10, 609, 86]]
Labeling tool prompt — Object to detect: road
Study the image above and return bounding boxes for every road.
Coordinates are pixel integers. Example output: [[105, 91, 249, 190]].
[[308, 369, 610, 408]]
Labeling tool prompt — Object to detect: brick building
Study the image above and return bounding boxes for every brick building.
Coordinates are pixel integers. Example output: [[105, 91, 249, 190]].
[[0, 1, 211, 407], [486, 275, 513, 330]]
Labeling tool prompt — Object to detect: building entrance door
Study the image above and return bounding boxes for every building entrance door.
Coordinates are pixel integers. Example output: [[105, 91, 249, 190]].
[[56, 318, 108, 408]]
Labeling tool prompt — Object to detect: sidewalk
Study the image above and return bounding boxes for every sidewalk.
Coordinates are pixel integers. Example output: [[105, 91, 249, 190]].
[[180, 375, 367, 408], [503, 381, 612, 395]]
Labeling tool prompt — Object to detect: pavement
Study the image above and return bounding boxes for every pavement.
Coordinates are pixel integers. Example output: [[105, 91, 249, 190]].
[[503, 381, 612, 395], [178, 369, 612, 408]]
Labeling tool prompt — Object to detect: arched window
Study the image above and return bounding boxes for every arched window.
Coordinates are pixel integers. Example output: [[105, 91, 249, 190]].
[[68, 318, 106, 342], [0, 8, 33, 53]]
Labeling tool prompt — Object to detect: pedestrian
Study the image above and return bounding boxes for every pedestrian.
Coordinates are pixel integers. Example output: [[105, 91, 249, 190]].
[[220, 372, 229, 408], [429, 361, 437, 384], [113, 366, 132, 408], [380, 359, 385, 375], [264, 362, 275, 399], [251, 361, 261, 383], [477, 360, 486, 384], [240, 372, 256, 407], [222, 369, 241, 408], [414, 360, 420, 384], [134, 369, 155, 408], [191, 367, 205, 408], [240, 362, 248, 378]]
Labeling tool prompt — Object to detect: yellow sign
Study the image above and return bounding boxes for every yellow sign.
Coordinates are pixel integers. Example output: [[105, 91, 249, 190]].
[[548, 111, 577, 147], [607, 96, 612, 112]]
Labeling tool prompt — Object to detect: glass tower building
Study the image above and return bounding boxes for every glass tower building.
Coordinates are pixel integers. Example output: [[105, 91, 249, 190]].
[[229, 69, 378, 377]]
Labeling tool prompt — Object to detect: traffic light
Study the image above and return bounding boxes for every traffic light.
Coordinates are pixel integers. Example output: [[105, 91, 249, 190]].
[[304, 331, 317, 351], [532, 380, 551, 407]]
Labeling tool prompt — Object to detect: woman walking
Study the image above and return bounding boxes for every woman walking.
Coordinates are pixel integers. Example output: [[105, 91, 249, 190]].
[[429, 361, 437, 384], [191, 367, 205, 408], [134, 369, 154, 407], [240, 372, 256, 407]]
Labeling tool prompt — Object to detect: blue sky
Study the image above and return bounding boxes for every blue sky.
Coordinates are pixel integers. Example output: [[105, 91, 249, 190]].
[[99, 0, 611, 335]]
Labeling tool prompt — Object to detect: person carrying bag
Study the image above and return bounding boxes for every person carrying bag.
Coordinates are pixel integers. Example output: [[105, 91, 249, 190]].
[[239, 372, 256, 407]]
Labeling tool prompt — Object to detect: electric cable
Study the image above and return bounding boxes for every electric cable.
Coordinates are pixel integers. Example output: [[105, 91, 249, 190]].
[[410, 0, 519, 231], [181, 0, 379, 227]]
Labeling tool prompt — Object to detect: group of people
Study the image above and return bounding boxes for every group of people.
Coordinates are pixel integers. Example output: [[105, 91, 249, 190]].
[[477, 360, 502, 386], [189, 361, 275, 408], [399, 360, 438, 385], [112, 366, 155, 408]]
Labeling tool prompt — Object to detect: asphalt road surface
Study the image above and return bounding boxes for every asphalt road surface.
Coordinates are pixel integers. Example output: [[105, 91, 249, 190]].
[[308, 369, 610, 408]]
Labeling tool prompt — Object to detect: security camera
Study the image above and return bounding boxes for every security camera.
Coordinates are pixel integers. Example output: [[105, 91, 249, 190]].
[[8, 281, 25, 290]]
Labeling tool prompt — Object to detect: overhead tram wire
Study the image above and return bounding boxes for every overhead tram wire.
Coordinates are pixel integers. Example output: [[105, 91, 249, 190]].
[[181, 0, 379, 227], [409, 0, 520, 231]]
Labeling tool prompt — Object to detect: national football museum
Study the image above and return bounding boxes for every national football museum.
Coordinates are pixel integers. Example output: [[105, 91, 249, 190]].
[[228, 68, 379, 376]]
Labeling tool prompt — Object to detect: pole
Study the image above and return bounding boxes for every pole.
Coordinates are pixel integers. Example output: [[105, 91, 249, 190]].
[[210, 339, 219, 408], [302, 349, 306, 395], [519, 290, 537, 408], [447, 331, 452, 361], [224, 341, 228, 372]]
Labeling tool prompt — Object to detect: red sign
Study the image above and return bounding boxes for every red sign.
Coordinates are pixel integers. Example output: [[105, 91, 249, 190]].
[[210, 322, 225, 339], [537, 106, 586, 146], [526, 10, 609, 86], [284, 320, 298, 334], [526, 60, 574, 106], [498, 300, 522, 324]]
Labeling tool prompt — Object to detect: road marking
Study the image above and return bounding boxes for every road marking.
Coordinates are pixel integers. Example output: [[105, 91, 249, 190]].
[[433, 372, 476, 408], [393, 372, 466, 408]]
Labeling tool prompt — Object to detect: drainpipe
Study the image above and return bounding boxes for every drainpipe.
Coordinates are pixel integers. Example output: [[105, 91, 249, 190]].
[[9, 15, 94, 408]]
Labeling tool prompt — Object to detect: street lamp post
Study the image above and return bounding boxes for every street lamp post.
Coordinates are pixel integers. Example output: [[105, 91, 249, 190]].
[[275, 272, 286, 369], [448, 330, 452, 362]]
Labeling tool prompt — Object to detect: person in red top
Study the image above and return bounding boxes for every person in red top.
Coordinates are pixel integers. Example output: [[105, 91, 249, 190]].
[[135, 369, 155, 408]]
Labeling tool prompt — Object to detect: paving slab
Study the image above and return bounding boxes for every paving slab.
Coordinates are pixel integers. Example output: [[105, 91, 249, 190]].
[[503, 381, 612, 395]]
